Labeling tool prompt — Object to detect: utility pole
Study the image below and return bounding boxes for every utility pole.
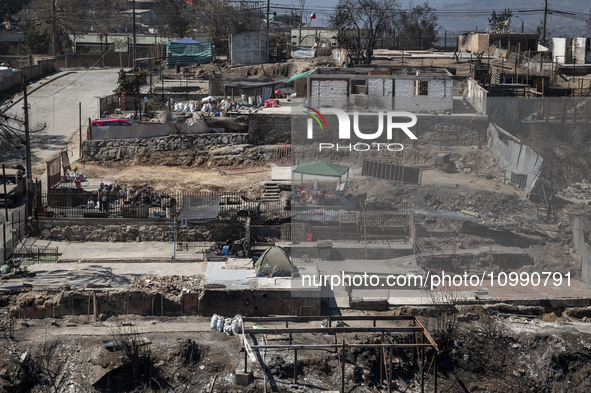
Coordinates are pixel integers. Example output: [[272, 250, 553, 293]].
[[3, 165, 8, 222], [542, 0, 548, 45], [78, 102, 82, 158], [173, 215, 176, 259], [52, 0, 56, 58], [298, 9, 302, 46], [266, 0, 270, 30], [132, 0, 137, 69], [22, 76, 32, 186]]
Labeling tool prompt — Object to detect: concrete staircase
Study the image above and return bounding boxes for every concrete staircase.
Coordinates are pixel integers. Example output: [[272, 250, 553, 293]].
[[261, 182, 281, 202]]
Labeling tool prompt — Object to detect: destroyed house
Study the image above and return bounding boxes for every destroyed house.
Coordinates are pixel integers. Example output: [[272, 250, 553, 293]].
[[306, 67, 453, 112]]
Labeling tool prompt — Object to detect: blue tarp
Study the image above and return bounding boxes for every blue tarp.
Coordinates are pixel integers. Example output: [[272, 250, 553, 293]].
[[171, 37, 202, 44]]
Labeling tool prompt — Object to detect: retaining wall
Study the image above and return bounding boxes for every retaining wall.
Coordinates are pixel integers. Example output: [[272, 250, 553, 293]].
[[82, 133, 249, 161], [34, 218, 245, 242], [0, 59, 56, 91]]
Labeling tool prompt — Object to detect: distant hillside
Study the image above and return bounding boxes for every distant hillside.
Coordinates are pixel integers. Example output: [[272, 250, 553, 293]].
[[291, 0, 590, 39], [408, 0, 590, 38]]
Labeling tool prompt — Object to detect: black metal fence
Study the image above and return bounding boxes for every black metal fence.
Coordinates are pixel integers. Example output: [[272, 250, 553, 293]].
[[1, 205, 27, 264], [14, 247, 60, 263], [38, 189, 291, 223]]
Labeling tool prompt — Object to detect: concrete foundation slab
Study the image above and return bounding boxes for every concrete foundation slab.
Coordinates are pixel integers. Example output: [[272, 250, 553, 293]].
[[271, 166, 293, 182], [204, 261, 253, 289]]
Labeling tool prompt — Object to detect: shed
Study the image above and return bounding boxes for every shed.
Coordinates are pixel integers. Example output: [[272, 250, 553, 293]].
[[254, 247, 293, 277], [166, 37, 212, 66], [292, 161, 350, 195], [223, 80, 285, 102]]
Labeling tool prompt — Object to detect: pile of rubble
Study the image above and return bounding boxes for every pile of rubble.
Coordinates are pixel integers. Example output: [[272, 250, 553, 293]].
[[129, 276, 202, 296], [123, 185, 177, 208], [559, 180, 591, 202], [420, 187, 522, 216]]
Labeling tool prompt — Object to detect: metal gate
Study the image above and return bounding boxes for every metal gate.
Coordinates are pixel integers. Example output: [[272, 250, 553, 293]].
[[274, 143, 292, 166]]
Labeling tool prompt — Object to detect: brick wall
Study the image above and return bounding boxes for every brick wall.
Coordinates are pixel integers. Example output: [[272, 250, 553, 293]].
[[308, 77, 452, 112], [248, 113, 291, 145], [310, 79, 348, 108], [230, 31, 269, 65], [395, 79, 453, 113]]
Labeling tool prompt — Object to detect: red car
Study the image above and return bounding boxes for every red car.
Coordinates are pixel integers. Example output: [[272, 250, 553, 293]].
[[87, 118, 138, 139]]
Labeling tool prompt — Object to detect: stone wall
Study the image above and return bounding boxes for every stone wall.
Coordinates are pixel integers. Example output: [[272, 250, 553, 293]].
[[14, 290, 183, 319], [292, 113, 489, 146], [415, 114, 489, 147], [35, 218, 245, 242], [14, 287, 321, 318], [82, 133, 249, 162], [247, 113, 291, 145]]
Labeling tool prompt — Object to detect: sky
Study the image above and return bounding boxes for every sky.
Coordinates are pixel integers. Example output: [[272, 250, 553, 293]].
[[269, 0, 590, 35]]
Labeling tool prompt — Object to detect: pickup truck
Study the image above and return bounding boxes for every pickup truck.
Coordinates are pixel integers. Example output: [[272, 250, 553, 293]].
[[0, 168, 25, 206]]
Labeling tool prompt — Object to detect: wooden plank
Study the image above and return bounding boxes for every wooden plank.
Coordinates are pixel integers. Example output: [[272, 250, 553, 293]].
[[243, 336, 257, 362], [415, 319, 439, 352], [244, 326, 424, 334], [243, 315, 415, 322], [249, 343, 435, 350]]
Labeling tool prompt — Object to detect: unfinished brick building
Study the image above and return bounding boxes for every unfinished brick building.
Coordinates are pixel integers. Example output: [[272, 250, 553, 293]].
[[306, 67, 453, 113]]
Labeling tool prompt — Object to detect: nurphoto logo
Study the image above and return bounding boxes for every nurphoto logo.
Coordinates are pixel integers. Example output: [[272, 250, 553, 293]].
[[303, 107, 418, 152]]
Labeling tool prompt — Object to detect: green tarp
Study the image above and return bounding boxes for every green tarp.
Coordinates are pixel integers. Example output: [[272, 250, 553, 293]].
[[166, 40, 212, 66], [286, 69, 313, 83], [293, 161, 350, 177]]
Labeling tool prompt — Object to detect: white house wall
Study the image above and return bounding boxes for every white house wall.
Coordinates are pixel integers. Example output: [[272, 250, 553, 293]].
[[230, 31, 269, 65], [310, 80, 349, 108], [572, 37, 587, 64], [309, 76, 452, 112]]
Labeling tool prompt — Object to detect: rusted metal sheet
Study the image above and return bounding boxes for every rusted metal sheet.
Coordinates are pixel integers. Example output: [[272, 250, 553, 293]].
[[362, 159, 422, 184], [183, 293, 198, 313]]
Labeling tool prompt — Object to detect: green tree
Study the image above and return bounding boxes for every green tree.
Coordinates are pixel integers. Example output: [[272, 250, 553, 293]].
[[92, 0, 128, 57], [330, 0, 398, 65], [488, 8, 513, 33], [23, 26, 53, 54], [397, 2, 439, 50], [17, 0, 88, 55], [155, 0, 196, 38], [193, 0, 262, 54]]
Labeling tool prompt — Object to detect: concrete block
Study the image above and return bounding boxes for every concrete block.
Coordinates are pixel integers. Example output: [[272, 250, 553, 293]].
[[235, 370, 251, 386]]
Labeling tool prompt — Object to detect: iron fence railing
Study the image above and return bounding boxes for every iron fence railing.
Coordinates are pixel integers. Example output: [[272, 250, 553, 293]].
[[0, 205, 27, 264], [38, 189, 292, 222], [14, 247, 60, 264]]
